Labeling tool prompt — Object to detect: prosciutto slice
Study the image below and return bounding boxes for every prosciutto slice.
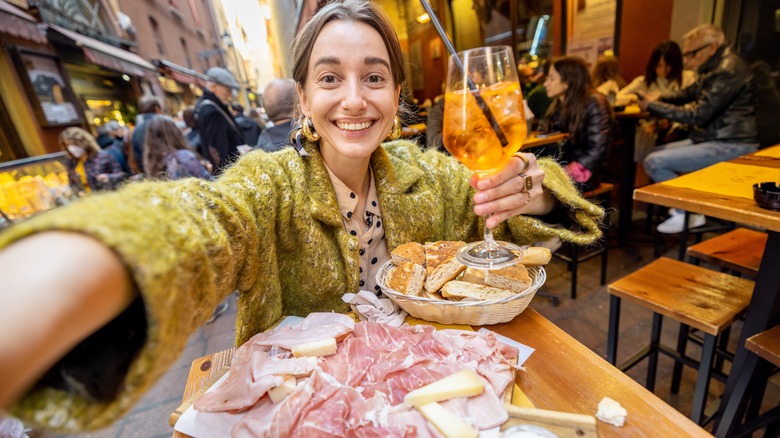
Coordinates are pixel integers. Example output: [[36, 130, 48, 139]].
[[193, 319, 518, 437]]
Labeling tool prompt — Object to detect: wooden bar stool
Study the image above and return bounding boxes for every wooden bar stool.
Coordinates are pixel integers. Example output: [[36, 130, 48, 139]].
[[730, 325, 780, 436], [687, 227, 767, 277], [552, 182, 614, 299], [607, 257, 754, 424]]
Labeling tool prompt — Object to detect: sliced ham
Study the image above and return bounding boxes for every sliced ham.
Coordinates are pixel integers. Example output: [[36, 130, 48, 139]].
[[246, 312, 355, 350]]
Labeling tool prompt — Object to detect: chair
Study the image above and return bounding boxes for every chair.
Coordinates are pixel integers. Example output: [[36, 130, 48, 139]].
[[686, 227, 767, 277], [606, 257, 754, 425], [729, 325, 780, 437], [552, 182, 614, 299]]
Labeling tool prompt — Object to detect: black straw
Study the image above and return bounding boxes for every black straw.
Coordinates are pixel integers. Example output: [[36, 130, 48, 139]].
[[419, 0, 508, 146]]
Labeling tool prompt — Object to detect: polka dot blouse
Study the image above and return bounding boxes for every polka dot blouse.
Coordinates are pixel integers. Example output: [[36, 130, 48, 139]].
[[324, 165, 390, 294]]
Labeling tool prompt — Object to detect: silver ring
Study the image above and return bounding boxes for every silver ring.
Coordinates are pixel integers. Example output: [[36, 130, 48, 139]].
[[514, 152, 530, 174]]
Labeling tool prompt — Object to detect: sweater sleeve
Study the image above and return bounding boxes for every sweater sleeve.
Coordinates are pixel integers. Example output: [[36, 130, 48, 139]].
[[0, 155, 281, 431]]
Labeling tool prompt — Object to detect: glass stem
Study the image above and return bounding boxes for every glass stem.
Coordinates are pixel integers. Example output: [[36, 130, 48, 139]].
[[482, 213, 499, 255]]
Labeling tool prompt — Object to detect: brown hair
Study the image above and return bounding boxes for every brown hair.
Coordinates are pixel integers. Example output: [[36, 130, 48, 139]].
[[59, 127, 101, 160], [138, 96, 163, 115], [142, 116, 202, 178], [545, 56, 592, 143], [290, 0, 407, 126], [591, 55, 626, 89]]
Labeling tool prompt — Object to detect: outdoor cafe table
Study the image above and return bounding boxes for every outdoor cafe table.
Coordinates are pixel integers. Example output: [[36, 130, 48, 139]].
[[633, 145, 780, 437], [172, 309, 709, 437]]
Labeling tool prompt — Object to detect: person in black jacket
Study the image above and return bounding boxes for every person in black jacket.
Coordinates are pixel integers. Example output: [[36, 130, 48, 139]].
[[195, 67, 246, 174], [130, 96, 163, 174], [543, 56, 613, 192], [231, 103, 262, 146], [256, 78, 296, 152], [639, 24, 758, 233]]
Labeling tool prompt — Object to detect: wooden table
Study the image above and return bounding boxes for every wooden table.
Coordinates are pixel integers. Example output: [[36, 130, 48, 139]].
[[522, 132, 569, 150], [634, 148, 780, 437], [173, 309, 709, 437]]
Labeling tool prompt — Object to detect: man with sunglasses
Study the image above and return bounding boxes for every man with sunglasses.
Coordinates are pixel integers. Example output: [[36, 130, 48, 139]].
[[638, 24, 757, 233]]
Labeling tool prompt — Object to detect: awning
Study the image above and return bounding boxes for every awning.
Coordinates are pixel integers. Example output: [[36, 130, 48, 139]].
[[155, 59, 207, 88], [48, 24, 157, 81], [0, 0, 46, 44]]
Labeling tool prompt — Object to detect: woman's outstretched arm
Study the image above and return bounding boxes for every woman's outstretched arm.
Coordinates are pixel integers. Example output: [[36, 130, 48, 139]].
[[0, 232, 134, 408]]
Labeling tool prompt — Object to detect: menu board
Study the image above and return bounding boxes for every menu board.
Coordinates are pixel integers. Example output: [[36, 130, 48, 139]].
[[565, 0, 617, 66]]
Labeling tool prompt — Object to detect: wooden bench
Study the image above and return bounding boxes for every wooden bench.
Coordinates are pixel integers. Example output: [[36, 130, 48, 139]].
[[687, 227, 767, 277], [607, 257, 754, 425]]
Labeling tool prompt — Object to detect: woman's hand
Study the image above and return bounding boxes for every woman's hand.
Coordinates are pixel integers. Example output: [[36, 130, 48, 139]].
[[470, 152, 554, 228], [96, 174, 110, 184]]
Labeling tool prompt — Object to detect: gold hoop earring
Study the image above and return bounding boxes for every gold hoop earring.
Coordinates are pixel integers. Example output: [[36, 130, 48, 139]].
[[301, 116, 320, 142], [386, 115, 401, 141]]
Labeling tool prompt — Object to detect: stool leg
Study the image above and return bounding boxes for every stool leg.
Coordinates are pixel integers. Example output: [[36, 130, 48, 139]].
[[715, 326, 731, 372], [691, 334, 717, 425], [600, 237, 609, 286], [678, 212, 691, 261], [671, 323, 690, 394], [571, 245, 579, 299], [607, 295, 621, 365], [647, 313, 663, 391]]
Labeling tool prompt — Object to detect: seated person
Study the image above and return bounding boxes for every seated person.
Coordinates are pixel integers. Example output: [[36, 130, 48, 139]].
[[618, 41, 696, 163], [543, 56, 614, 192], [591, 54, 626, 103], [639, 24, 758, 233]]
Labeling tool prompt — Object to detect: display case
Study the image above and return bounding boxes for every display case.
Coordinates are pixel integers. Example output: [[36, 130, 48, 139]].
[[0, 152, 78, 229]]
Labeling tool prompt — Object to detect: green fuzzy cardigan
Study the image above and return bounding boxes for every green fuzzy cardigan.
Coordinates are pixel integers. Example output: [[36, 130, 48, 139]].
[[0, 140, 604, 431]]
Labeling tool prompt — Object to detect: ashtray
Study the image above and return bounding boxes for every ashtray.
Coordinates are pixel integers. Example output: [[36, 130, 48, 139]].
[[753, 182, 780, 211]]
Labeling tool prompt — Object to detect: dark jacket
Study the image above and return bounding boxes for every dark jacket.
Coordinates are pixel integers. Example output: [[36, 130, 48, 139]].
[[195, 90, 245, 174], [545, 92, 613, 186], [235, 115, 262, 146], [648, 45, 757, 144], [67, 150, 127, 192], [131, 113, 157, 173], [256, 120, 293, 152]]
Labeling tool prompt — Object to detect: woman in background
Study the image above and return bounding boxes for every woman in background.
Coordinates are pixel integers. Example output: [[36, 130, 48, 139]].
[[142, 116, 212, 181], [544, 56, 613, 191], [60, 127, 127, 193], [591, 54, 626, 100], [618, 41, 696, 162]]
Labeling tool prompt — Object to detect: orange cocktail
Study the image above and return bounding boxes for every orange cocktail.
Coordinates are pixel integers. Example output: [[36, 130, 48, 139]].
[[443, 80, 527, 174]]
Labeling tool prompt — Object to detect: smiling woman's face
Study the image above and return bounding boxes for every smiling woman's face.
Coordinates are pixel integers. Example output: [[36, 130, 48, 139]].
[[297, 20, 400, 162]]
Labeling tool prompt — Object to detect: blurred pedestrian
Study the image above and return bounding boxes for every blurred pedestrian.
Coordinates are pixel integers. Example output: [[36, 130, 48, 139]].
[[142, 116, 212, 181], [195, 67, 247, 174], [256, 79, 296, 152], [60, 127, 127, 193], [131, 96, 163, 173], [181, 106, 201, 152], [231, 103, 262, 146]]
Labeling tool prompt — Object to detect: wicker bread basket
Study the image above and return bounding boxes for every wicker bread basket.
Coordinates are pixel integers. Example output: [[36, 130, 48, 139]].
[[376, 260, 546, 325]]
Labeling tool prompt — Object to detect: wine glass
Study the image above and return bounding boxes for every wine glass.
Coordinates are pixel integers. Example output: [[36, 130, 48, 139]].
[[442, 45, 528, 269]]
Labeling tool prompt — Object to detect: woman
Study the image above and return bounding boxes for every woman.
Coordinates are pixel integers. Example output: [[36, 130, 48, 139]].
[[543, 56, 613, 191], [618, 41, 696, 102], [0, 0, 604, 431], [142, 116, 212, 181], [591, 54, 626, 99], [60, 127, 127, 193], [618, 41, 696, 161]]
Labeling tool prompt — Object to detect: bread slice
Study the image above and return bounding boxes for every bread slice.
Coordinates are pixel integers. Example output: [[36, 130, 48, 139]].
[[386, 262, 426, 296], [441, 281, 516, 301], [520, 247, 552, 265], [424, 241, 465, 276], [424, 257, 466, 294], [462, 264, 531, 293], [391, 242, 426, 267]]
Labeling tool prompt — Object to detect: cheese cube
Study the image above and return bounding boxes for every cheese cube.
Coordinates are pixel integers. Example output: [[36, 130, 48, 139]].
[[290, 337, 338, 357], [416, 402, 479, 438], [267, 375, 297, 403], [404, 368, 484, 406]]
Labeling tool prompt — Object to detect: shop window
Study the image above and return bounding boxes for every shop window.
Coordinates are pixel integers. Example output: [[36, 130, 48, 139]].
[[149, 16, 165, 55], [181, 38, 193, 69]]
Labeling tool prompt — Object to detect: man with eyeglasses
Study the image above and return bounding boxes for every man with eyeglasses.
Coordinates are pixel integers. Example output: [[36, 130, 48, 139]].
[[638, 24, 757, 234]]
